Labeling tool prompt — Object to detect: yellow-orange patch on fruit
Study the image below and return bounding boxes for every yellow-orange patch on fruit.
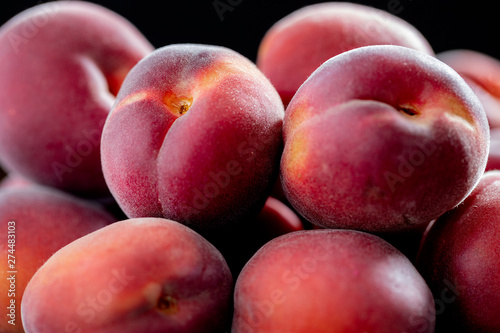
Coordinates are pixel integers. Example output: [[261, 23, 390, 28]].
[[115, 90, 150, 110], [193, 57, 251, 92], [444, 99, 476, 128], [285, 101, 318, 140], [427, 94, 476, 129], [163, 91, 193, 116], [285, 131, 309, 179], [142, 282, 178, 314]]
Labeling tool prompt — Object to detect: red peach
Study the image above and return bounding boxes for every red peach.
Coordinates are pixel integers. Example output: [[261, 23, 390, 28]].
[[232, 229, 435, 332], [485, 127, 500, 171], [101, 43, 284, 231], [416, 170, 500, 332], [257, 2, 434, 106], [281, 45, 489, 232], [437, 49, 500, 128], [21, 218, 233, 333], [0, 1, 153, 197], [0, 185, 116, 332]]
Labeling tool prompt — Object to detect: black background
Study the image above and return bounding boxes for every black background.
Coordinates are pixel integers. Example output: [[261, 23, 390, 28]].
[[0, 0, 498, 63]]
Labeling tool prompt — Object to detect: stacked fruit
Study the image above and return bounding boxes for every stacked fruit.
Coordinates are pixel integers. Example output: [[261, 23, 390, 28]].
[[0, 1, 499, 332]]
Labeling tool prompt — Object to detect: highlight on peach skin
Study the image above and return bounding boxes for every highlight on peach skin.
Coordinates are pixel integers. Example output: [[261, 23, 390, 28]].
[[280, 45, 490, 233], [232, 229, 435, 332], [256, 2, 434, 106], [101, 43, 285, 232], [0, 184, 116, 333], [0, 1, 153, 198], [21, 218, 233, 333]]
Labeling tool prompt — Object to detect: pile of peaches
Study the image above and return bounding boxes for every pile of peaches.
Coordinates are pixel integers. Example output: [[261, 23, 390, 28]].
[[1, 1, 499, 332]]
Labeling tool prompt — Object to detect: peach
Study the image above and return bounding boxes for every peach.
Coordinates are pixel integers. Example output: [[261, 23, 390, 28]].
[[0, 1, 153, 198], [101, 43, 284, 231], [486, 127, 500, 171], [437, 49, 500, 128], [253, 196, 304, 237], [256, 2, 434, 106], [281, 45, 489, 232], [21, 218, 233, 333], [416, 170, 500, 332], [0, 185, 116, 332], [232, 229, 435, 332]]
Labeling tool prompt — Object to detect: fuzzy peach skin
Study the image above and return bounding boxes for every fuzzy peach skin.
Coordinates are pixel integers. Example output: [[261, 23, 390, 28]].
[[281, 45, 489, 233], [416, 170, 500, 332], [101, 44, 284, 231], [256, 2, 434, 106], [232, 229, 435, 332], [0, 1, 153, 197], [21, 218, 233, 333], [0, 185, 115, 333], [438, 49, 500, 128]]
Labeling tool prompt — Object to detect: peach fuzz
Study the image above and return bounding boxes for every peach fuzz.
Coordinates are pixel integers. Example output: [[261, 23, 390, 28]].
[[438, 49, 500, 128], [0, 185, 116, 333], [232, 229, 435, 332], [101, 44, 284, 231], [416, 170, 500, 332], [0, 1, 153, 198], [281, 45, 489, 232], [256, 2, 433, 106], [21, 218, 233, 333]]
